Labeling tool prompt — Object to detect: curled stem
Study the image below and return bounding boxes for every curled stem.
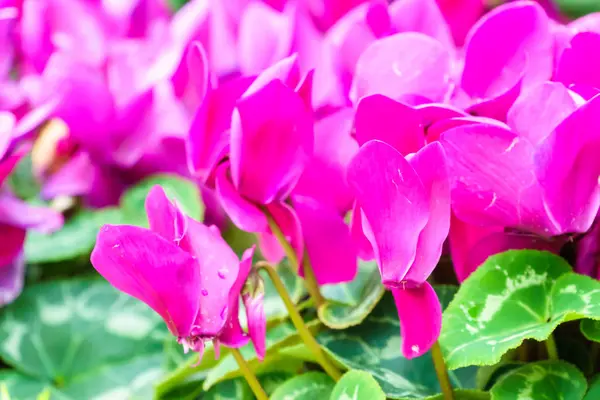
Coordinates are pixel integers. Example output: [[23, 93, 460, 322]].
[[231, 348, 268, 400], [257, 262, 342, 381], [431, 341, 454, 400], [264, 210, 325, 308], [545, 334, 559, 361]]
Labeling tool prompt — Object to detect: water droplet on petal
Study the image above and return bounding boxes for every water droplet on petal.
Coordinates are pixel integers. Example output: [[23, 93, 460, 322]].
[[217, 268, 228, 279], [220, 306, 228, 320], [201, 289, 208, 296]]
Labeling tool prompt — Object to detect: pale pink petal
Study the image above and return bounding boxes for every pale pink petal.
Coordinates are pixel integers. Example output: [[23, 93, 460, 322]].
[[350, 202, 374, 260], [0, 195, 63, 234], [388, 0, 453, 48]]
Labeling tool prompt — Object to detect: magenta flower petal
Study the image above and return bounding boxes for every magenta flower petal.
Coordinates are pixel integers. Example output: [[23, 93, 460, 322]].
[[535, 95, 600, 234], [427, 115, 509, 142], [243, 290, 266, 360], [365, 1, 390, 38], [237, 1, 293, 75], [41, 151, 96, 201], [556, 32, 600, 90], [391, 281, 441, 359], [449, 215, 503, 282], [350, 202, 374, 261], [436, 0, 485, 46], [0, 112, 15, 160], [293, 196, 358, 285], [460, 1, 552, 100], [351, 32, 452, 104], [388, 0, 453, 48], [347, 140, 428, 284], [0, 224, 25, 267], [507, 82, 578, 146], [215, 163, 269, 233], [294, 108, 358, 212], [577, 218, 600, 279], [441, 123, 554, 236], [180, 220, 242, 336], [91, 225, 200, 337], [230, 79, 313, 204], [464, 79, 522, 122], [0, 253, 25, 307], [263, 201, 304, 265], [0, 196, 63, 234], [355, 94, 425, 155], [403, 142, 450, 283], [145, 185, 188, 243]]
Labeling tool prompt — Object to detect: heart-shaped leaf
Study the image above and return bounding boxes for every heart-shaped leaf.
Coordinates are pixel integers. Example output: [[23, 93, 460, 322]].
[[0, 279, 167, 384], [489, 361, 587, 400], [580, 320, 600, 342], [440, 250, 582, 369], [424, 390, 490, 399], [25, 208, 121, 263], [319, 261, 385, 329], [270, 372, 334, 400], [584, 376, 600, 400], [317, 286, 478, 399], [120, 174, 204, 227], [0, 372, 68, 400], [329, 370, 385, 400]]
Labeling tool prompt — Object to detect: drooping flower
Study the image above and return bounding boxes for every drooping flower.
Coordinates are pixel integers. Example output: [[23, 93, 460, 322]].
[[91, 185, 264, 361], [348, 140, 451, 358]]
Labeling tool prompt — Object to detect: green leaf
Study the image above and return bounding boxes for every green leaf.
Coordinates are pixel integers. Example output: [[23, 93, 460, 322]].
[[203, 320, 318, 389], [60, 353, 164, 399], [580, 319, 600, 342], [8, 153, 40, 200], [25, 208, 121, 263], [440, 250, 573, 369], [319, 261, 385, 329], [270, 372, 334, 400], [204, 379, 252, 400], [0, 372, 69, 400], [490, 361, 587, 400], [120, 174, 204, 227], [259, 371, 295, 395], [329, 370, 385, 400], [584, 376, 600, 400], [318, 286, 478, 399], [554, 0, 600, 18], [0, 279, 167, 384], [424, 390, 490, 400]]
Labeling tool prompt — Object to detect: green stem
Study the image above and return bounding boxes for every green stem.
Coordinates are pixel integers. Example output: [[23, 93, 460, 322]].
[[257, 262, 342, 381], [545, 334, 559, 361], [264, 210, 326, 308], [231, 348, 268, 400], [431, 341, 454, 400]]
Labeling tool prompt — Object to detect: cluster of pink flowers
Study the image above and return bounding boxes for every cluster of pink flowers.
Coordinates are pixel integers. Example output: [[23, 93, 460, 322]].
[[2, 0, 600, 363]]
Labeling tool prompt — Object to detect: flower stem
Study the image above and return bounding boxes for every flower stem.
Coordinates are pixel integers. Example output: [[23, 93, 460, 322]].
[[257, 262, 342, 381], [231, 348, 268, 400], [431, 341, 454, 400], [545, 334, 559, 360], [264, 210, 325, 308]]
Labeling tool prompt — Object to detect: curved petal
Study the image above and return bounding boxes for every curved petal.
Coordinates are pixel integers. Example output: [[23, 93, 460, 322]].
[[0, 253, 25, 307], [230, 79, 313, 204], [351, 32, 452, 104], [243, 290, 266, 360], [355, 94, 425, 155], [91, 225, 200, 337], [179, 220, 241, 336], [441, 123, 555, 236], [293, 196, 358, 285], [347, 140, 428, 284], [535, 94, 600, 234], [461, 1, 552, 99], [294, 108, 358, 212], [403, 142, 450, 283], [145, 185, 188, 243], [556, 32, 600, 90], [41, 151, 95, 200], [392, 281, 441, 359], [0, 196, 63, 234], [388, 0, 453, 48], [508, 82, 578, 145], [215, 163, 269, 233], [350, 203, 374, 260]]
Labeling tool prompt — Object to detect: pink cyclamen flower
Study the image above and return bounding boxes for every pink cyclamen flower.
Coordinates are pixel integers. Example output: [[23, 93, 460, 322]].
[[348, 140, 451, 359], [91, 185, 264, 361]]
